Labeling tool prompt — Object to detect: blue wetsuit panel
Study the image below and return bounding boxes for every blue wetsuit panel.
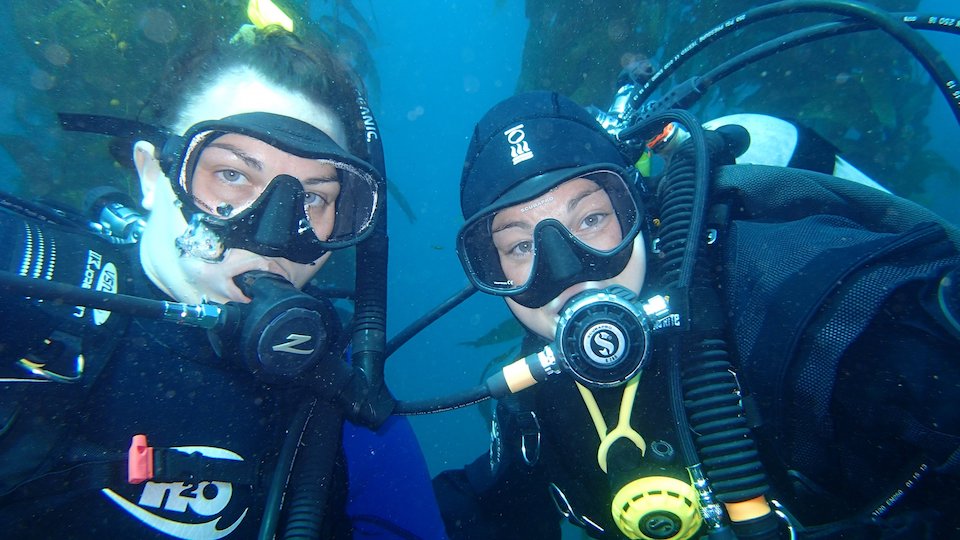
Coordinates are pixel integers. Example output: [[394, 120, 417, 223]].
[[344, 416, 449, 539]]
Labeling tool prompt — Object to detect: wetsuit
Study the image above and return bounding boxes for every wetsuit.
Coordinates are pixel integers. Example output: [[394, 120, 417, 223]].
[[0, 198, 448, 539], [434, 165, 960, 539]]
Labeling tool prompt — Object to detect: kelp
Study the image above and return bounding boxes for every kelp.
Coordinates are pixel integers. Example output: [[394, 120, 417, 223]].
[[4, 0, 388, 200], [516, 0, 958, 199]]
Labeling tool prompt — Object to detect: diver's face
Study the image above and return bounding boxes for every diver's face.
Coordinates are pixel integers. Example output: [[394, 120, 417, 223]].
[[495, 178, 647, 341], [135, 70, 347, 304], [491, 178, 624, 287]]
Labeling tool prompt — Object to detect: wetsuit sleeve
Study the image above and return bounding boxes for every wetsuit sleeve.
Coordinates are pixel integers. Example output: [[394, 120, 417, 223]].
[[341, 415, 449, 539], [432, 403, 561, 540], [433, 454, 560, 540]]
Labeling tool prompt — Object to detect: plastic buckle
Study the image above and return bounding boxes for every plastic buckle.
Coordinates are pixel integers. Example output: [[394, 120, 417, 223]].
[[128, 434, 154, 484]]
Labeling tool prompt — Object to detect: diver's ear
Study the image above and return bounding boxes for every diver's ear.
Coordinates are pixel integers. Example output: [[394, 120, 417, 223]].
[[134, 141, 161, 210]]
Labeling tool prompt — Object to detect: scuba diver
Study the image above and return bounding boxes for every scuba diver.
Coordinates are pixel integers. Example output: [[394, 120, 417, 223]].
[[430, 90, 960, 539], [0, 25, 446, 539]]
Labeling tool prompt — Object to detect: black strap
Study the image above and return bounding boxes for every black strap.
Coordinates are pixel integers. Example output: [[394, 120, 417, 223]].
[[153, 448, 259, 485], [1, 447, 260, 503], [57, 113, 170, 148]]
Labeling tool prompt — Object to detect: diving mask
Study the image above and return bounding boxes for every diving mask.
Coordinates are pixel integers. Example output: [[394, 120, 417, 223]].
[[160, 112, 382, 263], [457, 169, 643, 308]]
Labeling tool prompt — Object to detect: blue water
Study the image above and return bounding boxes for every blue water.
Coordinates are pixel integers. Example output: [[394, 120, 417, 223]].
[[352, 0, 529, 475]]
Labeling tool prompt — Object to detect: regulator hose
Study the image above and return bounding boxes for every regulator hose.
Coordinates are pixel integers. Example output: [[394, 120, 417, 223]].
[[281, 400, 345, 540], [647, 112, 775, 536], [278, 89, 392, 540]]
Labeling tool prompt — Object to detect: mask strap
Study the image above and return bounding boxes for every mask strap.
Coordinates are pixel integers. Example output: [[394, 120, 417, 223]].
[[575, 374, 647, 473]]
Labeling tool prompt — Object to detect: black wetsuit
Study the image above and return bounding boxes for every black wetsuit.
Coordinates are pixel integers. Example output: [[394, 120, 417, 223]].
[[434, 165, 960, 539], [0, 198, 448, 539]]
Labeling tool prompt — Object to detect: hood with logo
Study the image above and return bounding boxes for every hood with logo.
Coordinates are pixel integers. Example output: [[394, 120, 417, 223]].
[[458, 91, 632, 221]]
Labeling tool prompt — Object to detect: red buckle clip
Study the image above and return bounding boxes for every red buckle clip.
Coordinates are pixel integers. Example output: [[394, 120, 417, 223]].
[[128, 434, 154, 484]]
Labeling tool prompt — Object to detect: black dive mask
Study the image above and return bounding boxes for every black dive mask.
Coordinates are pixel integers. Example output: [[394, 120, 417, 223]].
[[161, 112, 382, 263], [457, 169, 642, 309], [176, 174, 337, 264], [513, 219, 635, 308]]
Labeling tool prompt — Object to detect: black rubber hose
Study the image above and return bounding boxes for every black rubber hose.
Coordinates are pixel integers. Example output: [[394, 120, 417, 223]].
[[340, 90, 395, 427], [281, 401, 345, 540], [700, 14, 960, 103], [624, 110, 710, 466], [385, 284, 477, 358], [351, 223, 389, 390], [625, 1, 960, 125], [394, 384, 490, 415], [651, 119, 771, 509], [0, 269, 234, 328], [699, 20, 870, 91], [259, 401, 313, 540], [683, 340, 768, 502]]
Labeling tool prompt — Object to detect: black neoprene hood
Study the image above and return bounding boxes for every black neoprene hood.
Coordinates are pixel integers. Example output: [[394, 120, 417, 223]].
[[459, 91, 631, 221]]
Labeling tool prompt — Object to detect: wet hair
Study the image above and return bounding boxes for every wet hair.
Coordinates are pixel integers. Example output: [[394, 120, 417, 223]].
[[142, 25, 367, 158]]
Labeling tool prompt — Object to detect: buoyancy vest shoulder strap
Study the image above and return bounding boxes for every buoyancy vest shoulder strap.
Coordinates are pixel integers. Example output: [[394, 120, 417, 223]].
[[1, 440, 262, 502]]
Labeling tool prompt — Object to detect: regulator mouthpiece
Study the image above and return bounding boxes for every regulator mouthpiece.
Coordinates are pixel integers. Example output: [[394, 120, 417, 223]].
[[211, 271, 340, 383]]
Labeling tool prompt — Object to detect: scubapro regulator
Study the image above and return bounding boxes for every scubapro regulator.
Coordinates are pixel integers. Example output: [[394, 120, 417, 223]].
[[484, 287, 703, 540], [485, 285, 678, 395], [555, 286, 670, 388]]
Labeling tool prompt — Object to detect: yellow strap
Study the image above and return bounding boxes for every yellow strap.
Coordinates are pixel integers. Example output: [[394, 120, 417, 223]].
[[575, 381, 608, 440], [575, 374, 647, 474]]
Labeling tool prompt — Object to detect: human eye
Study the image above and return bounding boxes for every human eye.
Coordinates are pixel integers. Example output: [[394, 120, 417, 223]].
[[508, 240, 534, 258], [304, 191, 332, 208], [578, 212, 609, 231], [214, 169, 248, 185], [304, 181, 339, 208]]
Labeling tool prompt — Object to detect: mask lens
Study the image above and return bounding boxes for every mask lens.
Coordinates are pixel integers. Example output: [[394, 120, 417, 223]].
[[458, 169, 640, 295], [180, 131, 379, 247]]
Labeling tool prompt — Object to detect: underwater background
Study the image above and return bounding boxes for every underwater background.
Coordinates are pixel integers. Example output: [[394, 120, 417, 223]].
[[0, 0, 958, 531]]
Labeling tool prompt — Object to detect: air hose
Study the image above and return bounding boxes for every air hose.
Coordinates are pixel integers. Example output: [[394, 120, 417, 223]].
[[343, 88, 393, 426], [623, 0, 960, 126], [629, 111, 780, 538], [277, 90, 393, 540], [281, 400, 345, 540]]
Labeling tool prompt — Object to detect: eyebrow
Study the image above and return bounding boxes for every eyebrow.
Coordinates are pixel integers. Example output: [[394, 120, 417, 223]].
[[303, 174, 340, 186], [208, 142, 264, 171], [567, 186, 602, 212], [492, 185, 603, 234]]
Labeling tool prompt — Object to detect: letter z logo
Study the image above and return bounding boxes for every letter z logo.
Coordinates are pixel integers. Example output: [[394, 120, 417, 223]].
[[273, 333, 315, 355]]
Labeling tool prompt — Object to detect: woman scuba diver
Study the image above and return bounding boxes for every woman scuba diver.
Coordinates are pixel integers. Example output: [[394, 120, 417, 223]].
[[0, 24, 447, 540], [432, 91, 960, 540]]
